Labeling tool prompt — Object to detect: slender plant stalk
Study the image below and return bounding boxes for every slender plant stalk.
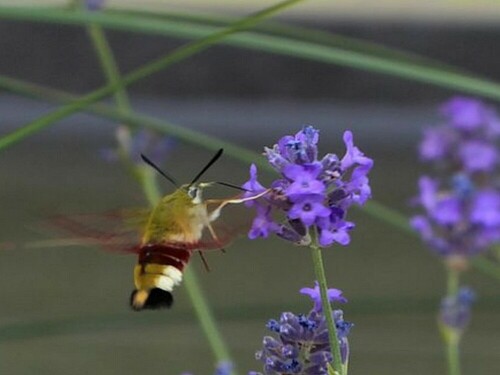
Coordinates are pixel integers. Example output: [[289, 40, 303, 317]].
[[0, 0, 305, 152], [87, 23, 131, 115], [310, 244, 343, 375], [82, 6, 239, 370], [444, 268, 461, 375], [183, 267, 234, 364]]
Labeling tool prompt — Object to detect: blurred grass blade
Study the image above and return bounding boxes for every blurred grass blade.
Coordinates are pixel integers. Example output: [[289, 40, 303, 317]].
[[111, 9, 466, 75], [0, 0, 305, 152], [1, 74, 500, 282], [0, 7, 498, 103]]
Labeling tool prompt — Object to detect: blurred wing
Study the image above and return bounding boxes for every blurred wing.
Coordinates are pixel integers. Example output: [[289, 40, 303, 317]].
[[43, 209, 150, 253], [198, 200, 252, 251]]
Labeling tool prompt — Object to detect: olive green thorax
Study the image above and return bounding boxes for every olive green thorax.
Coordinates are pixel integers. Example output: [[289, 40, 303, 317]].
[[141, 185, 206, 245]]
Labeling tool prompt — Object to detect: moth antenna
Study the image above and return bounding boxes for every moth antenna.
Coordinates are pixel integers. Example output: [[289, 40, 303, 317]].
[[216, 181, 250, 192], [190, 148, 224, 186], [140, 154, 179, 188], [198, 252, 211, 272]]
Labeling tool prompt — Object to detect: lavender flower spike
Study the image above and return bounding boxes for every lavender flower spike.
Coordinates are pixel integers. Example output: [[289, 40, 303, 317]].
[[251, 284, 352, 375], [439, 287, 476, 339], [411, 96, 500, 262], [243, 126, 373, 248]]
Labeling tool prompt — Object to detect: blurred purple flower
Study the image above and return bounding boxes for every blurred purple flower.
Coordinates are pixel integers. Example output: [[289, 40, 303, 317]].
[[439, 287, 476, 334], [412, 97, 500, 259], [440, 97, 489, 131], [101, 128, 175, 165], [251, 284, 352, 375], [242, 126, 373, 247], [85, 0, 105, 11]]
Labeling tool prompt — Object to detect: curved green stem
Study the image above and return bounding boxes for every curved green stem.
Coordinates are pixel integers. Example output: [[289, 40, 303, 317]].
[[183, 267, 234, 364], [447, 268, 459, 297], [310, 244, 344, 375], [444, 268, 461, 375], [87, 23, 131, 116]]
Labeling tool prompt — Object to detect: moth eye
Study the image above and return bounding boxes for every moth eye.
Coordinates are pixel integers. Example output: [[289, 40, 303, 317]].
[[188, 187, 198, 199]]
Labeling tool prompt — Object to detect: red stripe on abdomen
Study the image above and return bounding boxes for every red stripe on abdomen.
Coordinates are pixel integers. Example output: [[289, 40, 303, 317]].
[[138, 244, 193, 271]]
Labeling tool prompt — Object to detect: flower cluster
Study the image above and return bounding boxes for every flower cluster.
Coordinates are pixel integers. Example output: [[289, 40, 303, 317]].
[[411, 97, 500, 259], [439, 287, 476, 336], [250, 282, 352, 375], [243, 126, 373, 247]]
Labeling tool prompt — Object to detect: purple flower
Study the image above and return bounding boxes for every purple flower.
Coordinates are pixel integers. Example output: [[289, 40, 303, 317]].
[[85, 0, 105, 11], [243, 126, 373, 248], [440, 97, 489, 131], [283, 164, 325, 200], [251, 285, 352, 375], [439, 287, 476, 334], [249, 206, 280, 239], [419, 127, 453, 161], [340, 130, 373, 170], [243, 164, 266, 207], [470, 189, 500, 227], [300, 281, 347, 312], [459, 140, 497, 172], [101, 128, 175, 165], [288, 196, 331, 227], [412, 97, 500, 259]]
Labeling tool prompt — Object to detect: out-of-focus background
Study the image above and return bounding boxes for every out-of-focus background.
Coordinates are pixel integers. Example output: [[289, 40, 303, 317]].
[[1, 1, 500, 374]]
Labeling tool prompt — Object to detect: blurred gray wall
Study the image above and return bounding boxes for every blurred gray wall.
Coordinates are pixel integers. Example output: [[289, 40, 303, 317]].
[[0, 19, 499, 103]]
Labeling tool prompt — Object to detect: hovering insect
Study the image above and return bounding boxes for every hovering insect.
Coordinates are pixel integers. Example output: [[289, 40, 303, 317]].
[[48, 148, 264, 311], [131, 148, 263, 311]]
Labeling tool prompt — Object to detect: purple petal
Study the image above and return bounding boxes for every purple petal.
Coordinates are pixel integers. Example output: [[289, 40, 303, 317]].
[[433, 196, 462, 225], [440, 96, 487, 131], [288, 198, 330, 227], [341, 130, 373, 170], [459, 140, 498, 172], [419, 127, 452, 161], [410, 215, 433, 241], [300, 281, 346, 312], [470, 189, 500, 227]]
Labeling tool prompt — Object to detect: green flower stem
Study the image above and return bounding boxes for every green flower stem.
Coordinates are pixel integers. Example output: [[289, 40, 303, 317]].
[[444, 268, 461, 375], [87, 23, 131, 116], [183, 266, 234, 365], [447, 267, 459, 297], [310, 244, 344, 375], [447, 339, 460, 375], [0, 0, 305, 152]]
